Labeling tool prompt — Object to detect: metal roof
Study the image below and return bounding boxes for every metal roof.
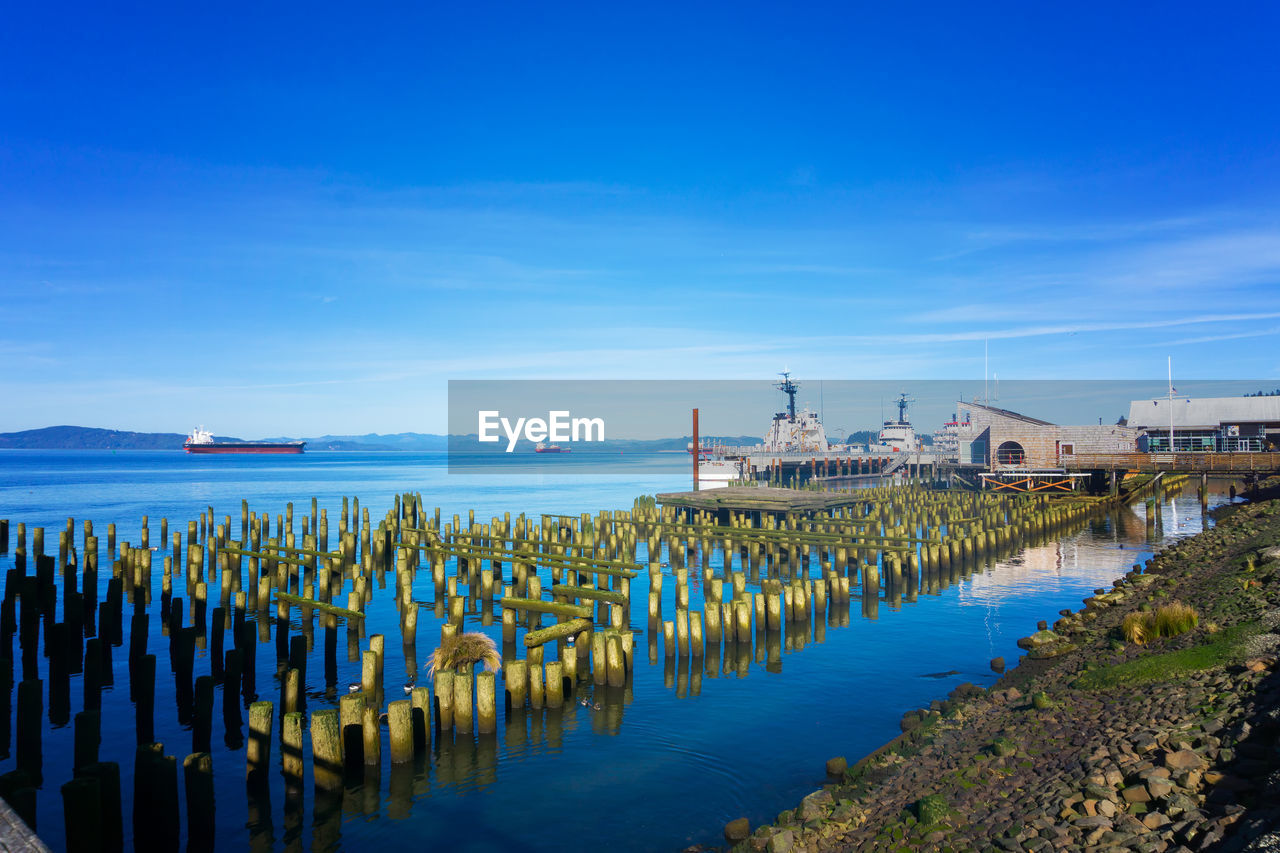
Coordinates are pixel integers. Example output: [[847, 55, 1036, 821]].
[[957, 400, 1055, 426], [1127, 396, 1280, 429]]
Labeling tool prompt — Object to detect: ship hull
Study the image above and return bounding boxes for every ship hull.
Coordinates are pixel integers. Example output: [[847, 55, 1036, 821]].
[[185, 443, 305, 454]]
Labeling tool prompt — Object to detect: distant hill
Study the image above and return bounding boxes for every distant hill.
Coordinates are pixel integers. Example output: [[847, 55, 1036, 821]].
[[277, 433, 449, 451], [0, 425, 207, 450]]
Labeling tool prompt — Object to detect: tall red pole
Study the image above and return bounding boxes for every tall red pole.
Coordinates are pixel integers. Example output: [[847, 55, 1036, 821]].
[[692, 408, 700, 491]]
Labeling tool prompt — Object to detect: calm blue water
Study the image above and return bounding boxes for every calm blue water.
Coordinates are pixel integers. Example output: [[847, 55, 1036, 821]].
[[0, 451, 1227, 851]]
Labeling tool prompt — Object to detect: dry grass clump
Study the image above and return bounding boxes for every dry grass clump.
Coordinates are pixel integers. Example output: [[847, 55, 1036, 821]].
[[1152, 601, 1199, 637], [1121, 611, 1148, 644], [1121, 602, 1199, 645], [426, 631, 501, 677]]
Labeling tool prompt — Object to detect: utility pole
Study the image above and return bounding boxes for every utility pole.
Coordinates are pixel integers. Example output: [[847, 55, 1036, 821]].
[[692, 408, 700, 491]]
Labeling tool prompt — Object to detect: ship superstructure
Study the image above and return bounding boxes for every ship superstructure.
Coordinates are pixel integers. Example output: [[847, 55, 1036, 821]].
[[693, 378, 948, 489], [874, 393, 919, 452]]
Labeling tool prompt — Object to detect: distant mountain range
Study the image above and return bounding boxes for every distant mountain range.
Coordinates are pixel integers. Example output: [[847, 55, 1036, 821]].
[[0, 426, 762, 451], [0, 426, 446, 451]]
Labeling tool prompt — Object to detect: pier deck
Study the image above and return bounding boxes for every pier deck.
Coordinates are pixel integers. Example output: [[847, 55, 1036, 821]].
[[1062, 452, 1280, 474], [655, 486, 869, 515]]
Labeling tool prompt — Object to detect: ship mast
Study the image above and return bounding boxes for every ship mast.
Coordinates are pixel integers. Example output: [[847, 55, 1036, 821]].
[[776, 372, 798, 421], [895, 393, 913, 424]]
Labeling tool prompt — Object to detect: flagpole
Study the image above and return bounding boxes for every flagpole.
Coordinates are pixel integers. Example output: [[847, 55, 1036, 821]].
[[1168, 356, 1175, 453]]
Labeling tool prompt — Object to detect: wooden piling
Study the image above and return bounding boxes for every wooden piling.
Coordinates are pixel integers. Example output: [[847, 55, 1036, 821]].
[[61, 775, 103, 853], [310, 709, 343, 790], [246, 701, 274, 788], [361, 703, 380, 766], [387, 700, 414, 762], [282, 711, 305, 786], [434, 671, 455, 732], [74, 762, 122, 853], [183, 752, 215, 852], [339, 692, 364, 773]]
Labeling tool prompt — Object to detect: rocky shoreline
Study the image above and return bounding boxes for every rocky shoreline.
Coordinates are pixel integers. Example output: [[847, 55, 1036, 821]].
[[703, 487, 1280, 853]]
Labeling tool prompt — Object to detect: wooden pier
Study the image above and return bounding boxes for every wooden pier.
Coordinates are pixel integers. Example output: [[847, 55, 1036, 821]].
[[1062, 451, 1280, 474], [655, 486, 874, 516]]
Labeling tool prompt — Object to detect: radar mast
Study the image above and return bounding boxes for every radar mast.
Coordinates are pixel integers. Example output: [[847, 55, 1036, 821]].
[[776, 372, 798, 421]]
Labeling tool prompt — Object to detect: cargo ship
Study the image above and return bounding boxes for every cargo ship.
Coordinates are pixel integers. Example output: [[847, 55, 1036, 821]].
[[184, 427, 306, 454], [534, 442, 570, 454]]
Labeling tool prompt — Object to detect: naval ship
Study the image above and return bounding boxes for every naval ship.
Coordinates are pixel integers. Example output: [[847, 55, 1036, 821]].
[[694, 378, 942, 488]]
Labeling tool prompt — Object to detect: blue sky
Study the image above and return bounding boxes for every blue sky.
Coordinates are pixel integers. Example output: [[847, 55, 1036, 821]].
[[3, 2, 1279, 436]]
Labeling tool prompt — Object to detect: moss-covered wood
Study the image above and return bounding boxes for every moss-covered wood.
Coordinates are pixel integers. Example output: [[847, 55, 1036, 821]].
[[549, 584, 627, 604], [523, 618, 592, 648], [499, 598, 592, 619], [274, 591, 364, 620]]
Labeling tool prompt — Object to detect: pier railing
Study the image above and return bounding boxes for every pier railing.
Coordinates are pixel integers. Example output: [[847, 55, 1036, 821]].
[[1062, 452, 1280, 473]]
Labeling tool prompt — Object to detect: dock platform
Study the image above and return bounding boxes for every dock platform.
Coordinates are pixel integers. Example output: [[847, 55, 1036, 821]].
[[655, 486, 868, 516]]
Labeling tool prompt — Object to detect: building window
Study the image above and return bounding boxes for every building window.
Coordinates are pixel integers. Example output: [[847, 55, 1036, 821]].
[[996, 441, 1026, 466], [1060, 444, 1074, 455]]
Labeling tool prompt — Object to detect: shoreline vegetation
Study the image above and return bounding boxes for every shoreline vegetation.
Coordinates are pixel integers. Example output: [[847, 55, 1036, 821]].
[[702, 479, 1280, 853]]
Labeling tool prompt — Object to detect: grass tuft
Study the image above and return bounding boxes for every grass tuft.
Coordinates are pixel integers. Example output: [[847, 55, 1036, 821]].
[[1151, 601, 1198, 637], [1120, 601, 1198, 644], [1121, 612, 1148, 644], [426, 631, 502, 677]]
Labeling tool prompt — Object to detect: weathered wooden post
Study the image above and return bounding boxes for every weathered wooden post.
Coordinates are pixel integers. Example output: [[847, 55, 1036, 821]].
[[310, 709, 343, 791], [133, 743, 179, 851], [246, 701, 274, 789], [74, 761, 123, 853], [73, 709, 100, 771], [339, 692, 364, 774], [388, 700, 414, 762], [61, 775, 103, 853], [282, 711, 305, 788], [183, 752, 215, 853], [361, 703, 380, 767]]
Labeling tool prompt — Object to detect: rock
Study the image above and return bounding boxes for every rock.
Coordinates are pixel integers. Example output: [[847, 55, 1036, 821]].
[[1031, 691, 1053, 710], [990, 737, 1017, 757], [798, 790, 833, 821], [825, 756, 847, 778], [1073, 815, 1113, 828], [1121, 785, 1151, 804], [1146, 777, 1174, 799], [725, 818, 751, 842], [1028, 641, 1077, 660], [1017, 629, 1063, 651], [990, 657, 1005, 672], [1164, 750, 1205, 772], [766, 829, 794, 853], [916, 794, 950, 825]]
